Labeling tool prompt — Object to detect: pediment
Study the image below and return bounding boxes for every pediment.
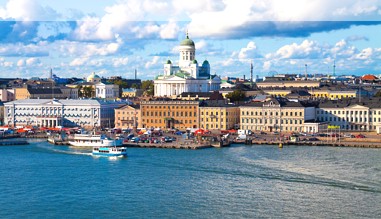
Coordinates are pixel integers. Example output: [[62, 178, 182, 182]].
[[345, 104, 369, 109]]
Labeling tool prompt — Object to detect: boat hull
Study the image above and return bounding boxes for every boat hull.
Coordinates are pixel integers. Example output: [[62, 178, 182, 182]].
[[68, 134, 123, 147], [92, 147, 127, 157]]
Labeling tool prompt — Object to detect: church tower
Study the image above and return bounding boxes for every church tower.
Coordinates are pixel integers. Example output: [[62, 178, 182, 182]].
[[178, 32, 195, 68]]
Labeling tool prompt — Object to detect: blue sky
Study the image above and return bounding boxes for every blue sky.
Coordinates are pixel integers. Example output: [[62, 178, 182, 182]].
[[0, 0, 381, 80]]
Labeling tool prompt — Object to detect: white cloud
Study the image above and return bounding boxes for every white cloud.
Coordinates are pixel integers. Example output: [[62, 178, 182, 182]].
[[238, 41, 260, 60], [113, 57, 129, 67], [69, 57, 88, 66], [26, 57, 41, 66], [145, 56, 160, 69], [271, 40, 323, 59], [0, 0, 59, 21], [17, 59, 25, 67]]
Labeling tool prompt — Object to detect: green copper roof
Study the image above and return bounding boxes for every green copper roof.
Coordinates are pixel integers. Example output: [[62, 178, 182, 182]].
[[166, 60, 172, 64], [175, 71, 191, 78], [180, 33, 195, 47], [202, 60, 209, 66], [192, 59, 198, 64]]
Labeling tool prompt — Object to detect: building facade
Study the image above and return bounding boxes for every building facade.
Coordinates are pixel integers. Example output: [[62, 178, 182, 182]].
[[95, 82, 119, 99], [3, 99, 125, 129], [114, 105, 141, 129], [154, 33, 221, 97], [140, 100, 199, 130], [199, 105, 240, 130], [239, 98, 315, 133], [317, 98, 381, 132]]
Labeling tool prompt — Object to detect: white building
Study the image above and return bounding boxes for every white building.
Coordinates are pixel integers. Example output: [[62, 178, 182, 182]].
[[4, 99, 126, 129], [95, 82, 119, 99], [154, 33, 221, 97]]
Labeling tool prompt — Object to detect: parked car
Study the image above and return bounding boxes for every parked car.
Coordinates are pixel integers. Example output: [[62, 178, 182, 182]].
[[130, 137, 140, 143], [344, 134, 355, 138], [355, 134, 366, 138], [260, 131, 267, 135], [308, 137, 320, 141]]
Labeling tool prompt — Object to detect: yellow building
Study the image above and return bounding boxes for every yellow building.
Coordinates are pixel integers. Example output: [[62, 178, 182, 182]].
[[115, 105, 141, 129], [121, 88, 142, 98], [14, 87, 30, 100], [140, 100, 199, 130], [309, 89, 357, 99], [239, 98, 316, 133], [199, 104, 240, 130], [263, 89, 291, 97]]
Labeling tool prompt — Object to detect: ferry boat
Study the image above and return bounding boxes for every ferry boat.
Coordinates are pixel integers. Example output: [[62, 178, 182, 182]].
[[92, 146, 127, 157], [68, 134, 123, 147]]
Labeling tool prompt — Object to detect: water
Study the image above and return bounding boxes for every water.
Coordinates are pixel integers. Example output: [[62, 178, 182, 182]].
[[0, 139, 380, 218]]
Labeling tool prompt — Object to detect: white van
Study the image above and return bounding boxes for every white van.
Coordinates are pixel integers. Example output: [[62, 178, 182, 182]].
[[238, 129, 252, 135]]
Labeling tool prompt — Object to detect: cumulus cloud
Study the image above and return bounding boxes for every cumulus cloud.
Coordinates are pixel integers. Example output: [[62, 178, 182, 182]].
[[238, 41, 261, 61], [145, 56, 160, 69], [0, 0, 59, 21]]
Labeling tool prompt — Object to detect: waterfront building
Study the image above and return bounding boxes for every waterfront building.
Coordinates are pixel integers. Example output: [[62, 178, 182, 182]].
[[3, 99, 125, 129], [154, 33, 221, 97], [317, 98, 381, 132], [140, 100, 199, 130], [13, 86, 75, 100], [239, 98, 315, 133], [199, 104, 240, 130], [114, 104, 141, 129]]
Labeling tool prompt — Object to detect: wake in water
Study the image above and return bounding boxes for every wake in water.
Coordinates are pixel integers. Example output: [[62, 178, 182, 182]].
[[35, 144, 92, 156]]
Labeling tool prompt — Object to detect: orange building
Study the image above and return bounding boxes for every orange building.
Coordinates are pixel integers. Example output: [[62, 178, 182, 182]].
[[140, 100, 199, 130], [114, 105, 141, 129]]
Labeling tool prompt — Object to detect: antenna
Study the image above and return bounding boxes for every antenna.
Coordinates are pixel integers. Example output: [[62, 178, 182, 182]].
[[305, 64, 308, 80], [333, 60, 336, 77], [250, 61, 253, 88], [135, 69, 137, 80]]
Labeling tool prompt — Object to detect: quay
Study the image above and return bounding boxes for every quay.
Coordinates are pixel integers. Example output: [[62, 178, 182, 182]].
[[125, 142, 212, 150], [0, 140, 29, 146], [239, 139, 381, 148]]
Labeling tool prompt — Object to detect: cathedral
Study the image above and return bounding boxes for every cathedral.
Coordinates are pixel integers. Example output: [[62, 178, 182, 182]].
[[154, 33, 221, 97]]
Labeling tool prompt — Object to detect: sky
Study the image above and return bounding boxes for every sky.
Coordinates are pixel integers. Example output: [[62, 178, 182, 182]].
[[0, 0, 381, 80]]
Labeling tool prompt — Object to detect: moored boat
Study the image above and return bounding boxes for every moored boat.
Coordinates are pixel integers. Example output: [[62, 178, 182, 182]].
[[68, 134, 123, 147], [92, 146, 127, 157]]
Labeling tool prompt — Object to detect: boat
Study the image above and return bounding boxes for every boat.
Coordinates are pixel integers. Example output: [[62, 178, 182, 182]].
[[68, 134, 123, 147], [92, 146, 127, 157]]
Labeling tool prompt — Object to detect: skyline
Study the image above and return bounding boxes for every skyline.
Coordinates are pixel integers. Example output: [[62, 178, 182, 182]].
[[0, 0, 381, 80]]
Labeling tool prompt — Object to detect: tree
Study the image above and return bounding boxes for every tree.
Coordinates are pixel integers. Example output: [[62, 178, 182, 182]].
[[226, 90, 245, 103], [141, 80, 154, 96], [83, 86, 95, 98]]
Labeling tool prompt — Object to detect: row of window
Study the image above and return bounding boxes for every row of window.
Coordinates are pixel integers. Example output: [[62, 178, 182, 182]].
[[317, 110, 381, 115], [142, 106, 197, 109], [241, 111, 303, 116], [241, 118, 303, 125], [142, 119, 197, 124], [318, 116, 381, 123], [142, 111, 197, 117]]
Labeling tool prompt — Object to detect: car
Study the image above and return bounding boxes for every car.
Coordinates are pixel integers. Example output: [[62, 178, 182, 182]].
[[344, 134, 355, 138], [355, 134, 366, 138], [260, 131, 267, 135], [130, 137, 140, 143], [273, 131, 279, 135], [308, 137, 320, 141]]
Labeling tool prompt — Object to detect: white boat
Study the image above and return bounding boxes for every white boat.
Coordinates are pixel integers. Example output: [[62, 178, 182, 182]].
[[68, 134, 123, 147], [92, 146, 127, 157]]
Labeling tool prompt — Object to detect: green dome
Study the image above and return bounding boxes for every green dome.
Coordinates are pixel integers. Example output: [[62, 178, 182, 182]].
[[192, 60, 198, 64], [180, 33, 195, 47], [166, 60, 172, 64], [202, 60, 209, 66]]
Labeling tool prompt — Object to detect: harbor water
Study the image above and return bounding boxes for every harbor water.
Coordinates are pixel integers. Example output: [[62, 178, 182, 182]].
[[0, 139, 380, 218]]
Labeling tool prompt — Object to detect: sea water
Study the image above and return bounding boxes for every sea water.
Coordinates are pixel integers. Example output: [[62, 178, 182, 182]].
[[0, 139, 380, 218]]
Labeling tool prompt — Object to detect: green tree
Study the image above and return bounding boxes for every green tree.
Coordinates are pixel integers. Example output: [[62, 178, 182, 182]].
[[83, 86, 95, 98], [141, 80, 154, 96], [226, 90, 245, 103]]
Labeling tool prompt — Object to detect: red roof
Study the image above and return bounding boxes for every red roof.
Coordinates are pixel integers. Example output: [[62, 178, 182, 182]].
[[361, 74, 378, 81]]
